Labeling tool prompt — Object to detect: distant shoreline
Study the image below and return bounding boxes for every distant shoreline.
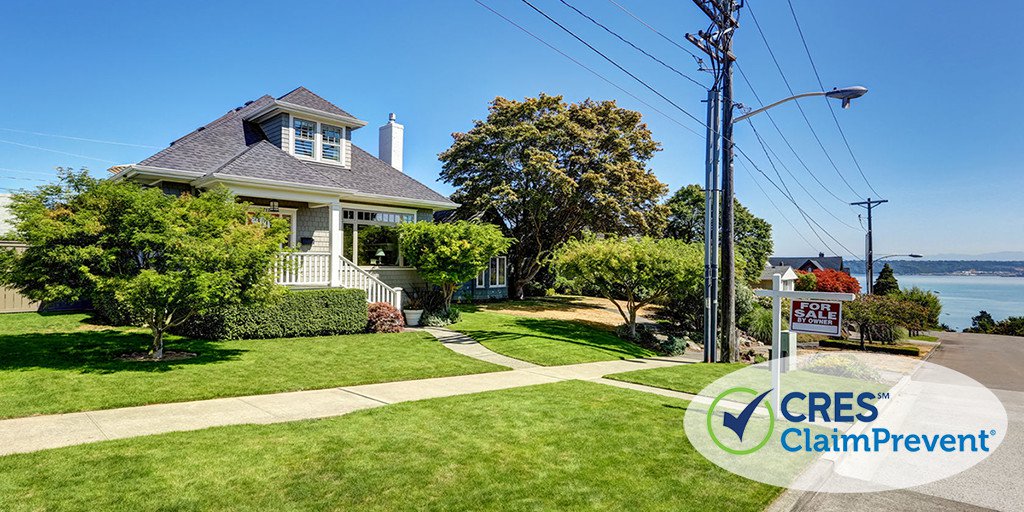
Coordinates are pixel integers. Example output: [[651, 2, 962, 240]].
[[846, 260, 1024, 278]]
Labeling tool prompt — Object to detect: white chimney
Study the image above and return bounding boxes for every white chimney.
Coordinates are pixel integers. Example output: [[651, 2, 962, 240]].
[[379, 113, 404, 172]]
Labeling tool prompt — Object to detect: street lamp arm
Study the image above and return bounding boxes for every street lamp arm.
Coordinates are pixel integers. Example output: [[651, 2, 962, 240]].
[[732, 86, 869, 124], [733, 91, 826, 123]]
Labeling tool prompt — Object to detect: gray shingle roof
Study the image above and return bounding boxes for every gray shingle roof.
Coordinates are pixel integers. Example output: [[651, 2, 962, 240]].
[[768, 256, 844, 271], [277, 87, 356, 119], [133, 88, 454, 206], [305, 146, 452, 203]]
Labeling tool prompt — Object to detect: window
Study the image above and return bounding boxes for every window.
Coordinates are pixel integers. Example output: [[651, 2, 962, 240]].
[[293, 118, 315, 157], [342, 208, 414, 267], [476, 268, 487, 287], [489, 256, 507, 287], [322, 124, 342, 161]]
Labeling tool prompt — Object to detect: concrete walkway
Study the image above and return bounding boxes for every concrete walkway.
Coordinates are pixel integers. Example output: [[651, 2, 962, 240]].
[[0, 351, 694, 457], [419, 327, 539, 369]]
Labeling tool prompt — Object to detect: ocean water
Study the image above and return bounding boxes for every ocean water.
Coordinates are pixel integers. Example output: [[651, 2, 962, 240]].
[[855, 274, 1024, 331]]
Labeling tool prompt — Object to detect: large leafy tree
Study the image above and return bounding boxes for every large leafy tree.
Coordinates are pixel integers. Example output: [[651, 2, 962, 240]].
[[663, 184, 772, 283], [439, 94, 668, 299], [397, 221, 511, 310], [873, 263, 900, 295], [552, 236, 703, 338], [812, 269, 861, 294], [0, 169, 288, 359]]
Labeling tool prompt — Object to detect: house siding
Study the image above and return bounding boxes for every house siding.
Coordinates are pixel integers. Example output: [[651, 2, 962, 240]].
[[259, 113, 288, 150], [342, 128, 352, 168], [296, 206, 330, 252]]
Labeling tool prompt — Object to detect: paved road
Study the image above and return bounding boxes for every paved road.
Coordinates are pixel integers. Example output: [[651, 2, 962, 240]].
[[772, 331, 1024, 512]]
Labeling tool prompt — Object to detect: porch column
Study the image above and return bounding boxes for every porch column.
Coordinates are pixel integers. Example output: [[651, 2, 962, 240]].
[[328, 202, 342, 287]]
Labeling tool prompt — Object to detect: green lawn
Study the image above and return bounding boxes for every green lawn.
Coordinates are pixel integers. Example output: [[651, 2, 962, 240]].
[[0, 312, 505, 419], [606, 362, 746, 394], [450, 309, 656, 366], [0, 380, 780, 511], [910, 334, 939, 342]]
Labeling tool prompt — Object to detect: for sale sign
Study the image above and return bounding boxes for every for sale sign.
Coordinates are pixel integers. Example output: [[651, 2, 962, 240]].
[[790, 300, 842, 336]]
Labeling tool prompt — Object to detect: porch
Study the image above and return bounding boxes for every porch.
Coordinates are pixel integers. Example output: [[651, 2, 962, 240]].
[[274, 252, 410, 310]]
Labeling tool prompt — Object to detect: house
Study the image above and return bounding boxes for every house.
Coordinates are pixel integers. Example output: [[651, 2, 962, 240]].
[[110, 87, 509, 308], [768, 253, 847, 274], [758, 265, 797, 291]]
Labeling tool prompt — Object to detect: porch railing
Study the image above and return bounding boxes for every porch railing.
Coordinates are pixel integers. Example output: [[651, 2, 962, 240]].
[[275, 252, 332, 286], [274, 252, 402, 310], [336, 255, 402, 310]]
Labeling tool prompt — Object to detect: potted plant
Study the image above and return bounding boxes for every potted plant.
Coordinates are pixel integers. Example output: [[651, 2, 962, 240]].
[[402, 287, 428, 326]]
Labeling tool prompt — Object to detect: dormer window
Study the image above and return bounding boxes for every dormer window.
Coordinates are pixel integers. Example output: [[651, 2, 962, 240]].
[[321, 123, 342, 161], [293, 118, 315, 157]]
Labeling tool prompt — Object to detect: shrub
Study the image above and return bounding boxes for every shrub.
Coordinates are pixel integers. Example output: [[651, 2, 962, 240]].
[[615, 323, 687, 356], [795, 271, 817, 291], [175, 288, 367, 340], [367, 302, 404, 333], [420, 308, 462, 327], [91, 289, 146, 327], [812, 269, 861, 294], [740, 307, 776, 344], [801, 353, 884, 381]]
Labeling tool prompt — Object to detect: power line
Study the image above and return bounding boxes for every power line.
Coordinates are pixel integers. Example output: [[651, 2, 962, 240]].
[[0, 138, 118, 164], [605, 0, 705, 63], [473, 0, 703, 138], [744, 1, 862, 198], [784, 0, 881, 198], [519, 0, 709, 130], [0, 166, 59, 177], [737, 158, 823, 253], [557, 0, 708, 90], [0, 128, 160, 149]]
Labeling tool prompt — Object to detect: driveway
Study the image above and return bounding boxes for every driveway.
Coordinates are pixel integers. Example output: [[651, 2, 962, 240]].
[[772, 331, 1024, 512]]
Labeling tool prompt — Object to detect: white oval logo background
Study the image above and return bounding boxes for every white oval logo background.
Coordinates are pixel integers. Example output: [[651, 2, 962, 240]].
[[682, 352, 1008, 493]]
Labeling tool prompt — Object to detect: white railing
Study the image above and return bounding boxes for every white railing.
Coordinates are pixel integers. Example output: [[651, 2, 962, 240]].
[[274, 252, 402, 310], [336, 255, 403, 310], [275, 252, 331, 286]]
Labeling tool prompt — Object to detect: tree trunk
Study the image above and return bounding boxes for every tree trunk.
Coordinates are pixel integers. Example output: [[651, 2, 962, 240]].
[[150, 327, 165, 360], [628, 307, 638, 338]]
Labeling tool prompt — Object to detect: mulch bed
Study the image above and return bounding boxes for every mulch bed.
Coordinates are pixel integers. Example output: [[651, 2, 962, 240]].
[[117, 351, 198, 362]]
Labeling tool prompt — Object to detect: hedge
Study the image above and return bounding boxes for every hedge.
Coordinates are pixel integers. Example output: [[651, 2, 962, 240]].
[[174, 288, 368, 340], [818, 339, 921, 357]]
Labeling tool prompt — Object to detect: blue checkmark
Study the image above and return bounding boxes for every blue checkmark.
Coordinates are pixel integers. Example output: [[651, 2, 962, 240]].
[[722, 389, 773, 442]]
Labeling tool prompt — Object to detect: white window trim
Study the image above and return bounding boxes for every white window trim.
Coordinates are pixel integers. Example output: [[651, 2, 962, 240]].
[[321, 123, 343, 162], [288, 115, 349, 167], [488, 256, 507, 288]]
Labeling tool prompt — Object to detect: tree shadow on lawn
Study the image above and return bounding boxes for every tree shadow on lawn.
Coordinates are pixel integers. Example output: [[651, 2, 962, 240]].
[[0, 330, 244, 374], [460, 296, 609, 314], [459, 317, 651, 359]]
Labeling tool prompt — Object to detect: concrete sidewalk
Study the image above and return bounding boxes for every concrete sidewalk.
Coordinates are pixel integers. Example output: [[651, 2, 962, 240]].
[[0, 354, 695, 457]]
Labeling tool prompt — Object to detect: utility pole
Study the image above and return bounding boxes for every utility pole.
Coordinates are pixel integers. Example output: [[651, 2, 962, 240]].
[[851, 198, 887, 294], [701, 88, 721, 363], [686, 0, 739, 362]]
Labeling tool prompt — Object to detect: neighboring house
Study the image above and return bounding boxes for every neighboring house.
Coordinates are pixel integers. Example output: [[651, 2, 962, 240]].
[[758, 265, 797, 291], [111, 87, 466, 309], [768, 253, 847, 274]]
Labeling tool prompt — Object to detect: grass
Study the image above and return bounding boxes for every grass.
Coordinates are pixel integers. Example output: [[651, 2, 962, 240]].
[[910, 334, 939, 342], [606, 362, 747, 394], [0, 312, 505, 419], [0, 380, 780, 511], [450, 308, 656, 366]]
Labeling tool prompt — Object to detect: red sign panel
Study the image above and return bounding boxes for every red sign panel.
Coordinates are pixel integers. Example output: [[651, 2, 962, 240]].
[[790, 300, 842, 336]]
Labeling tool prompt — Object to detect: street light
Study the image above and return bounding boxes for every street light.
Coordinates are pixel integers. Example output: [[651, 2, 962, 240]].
[[733, 86, 868, 123], [708, 85, 868, 363], [876, 254, 923, 261]]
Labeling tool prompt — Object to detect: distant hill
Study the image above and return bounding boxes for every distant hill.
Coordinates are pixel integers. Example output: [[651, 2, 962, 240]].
[[924, 251, 1024, 261], [846, 260, 1024, 277]]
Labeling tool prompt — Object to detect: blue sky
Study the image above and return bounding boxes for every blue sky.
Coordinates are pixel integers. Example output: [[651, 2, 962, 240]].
[[1, 1, 1021, 257]]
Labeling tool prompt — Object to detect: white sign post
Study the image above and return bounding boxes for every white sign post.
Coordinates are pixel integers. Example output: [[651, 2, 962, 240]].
[[754, 273, 855, 414]]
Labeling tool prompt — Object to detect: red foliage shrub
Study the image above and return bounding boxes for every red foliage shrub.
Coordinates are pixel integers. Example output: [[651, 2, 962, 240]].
[[367, 302, 404, 333], [812, 269, 861, 294]]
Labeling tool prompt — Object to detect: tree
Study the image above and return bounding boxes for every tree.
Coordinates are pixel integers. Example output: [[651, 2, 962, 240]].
[[845, 295, 929, 348], [552, 236, 702, 338], [663, 184, 773, 283], [439, 94, 668, 299], [900, 286, 941, 329], [0, 169, 288, 359], [812, 269, 861, 294], [795, 270, 817, 291], [873, 263, 900, 295], [397, 221, 511, 310], [967, 311, 996, 333]]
